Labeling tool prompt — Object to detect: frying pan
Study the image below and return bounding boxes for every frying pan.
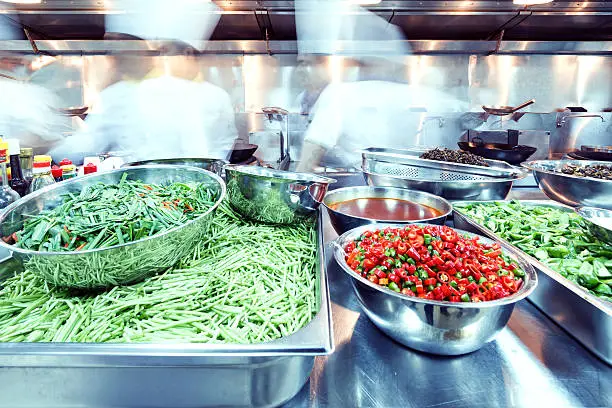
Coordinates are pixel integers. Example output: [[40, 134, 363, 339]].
[[229, 143, 258, 163], [458, 142, 537, 165], [482, 99, 535, 116]]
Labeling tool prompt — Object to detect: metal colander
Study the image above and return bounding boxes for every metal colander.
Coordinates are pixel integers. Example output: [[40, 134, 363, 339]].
[[361, 147, 524, 182], [370, 161, 494, 182]]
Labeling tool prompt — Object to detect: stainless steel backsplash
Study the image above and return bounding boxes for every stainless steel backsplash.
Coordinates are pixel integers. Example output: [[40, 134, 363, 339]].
[[2, 52, 611, 161]]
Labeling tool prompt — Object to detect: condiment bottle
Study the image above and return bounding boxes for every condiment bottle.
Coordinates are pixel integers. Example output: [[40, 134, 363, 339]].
[[19, 147, 33, 186], [0, 142, 20, 209], [84, 162, 98, 175], [6, 139, 28, 197], [61, 164, 77, 180], [28, 155, 56, 194], [59, 158, 77, 180], [51, 165, 63, 182]]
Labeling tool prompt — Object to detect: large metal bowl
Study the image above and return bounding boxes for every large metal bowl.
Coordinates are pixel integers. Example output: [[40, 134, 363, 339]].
[[0, 165, 226, 289], [523, 160, 612, 209], [224, 165, 335, 224], [122, 158, 226, 176], [333, 223, 537, 355], [323, 186, 452, 235], [575, 206, 612, 246], [362, 160, 525, 201]]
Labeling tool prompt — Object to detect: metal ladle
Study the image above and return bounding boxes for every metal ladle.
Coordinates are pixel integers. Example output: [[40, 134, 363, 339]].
[[482, 99, 535, 116]]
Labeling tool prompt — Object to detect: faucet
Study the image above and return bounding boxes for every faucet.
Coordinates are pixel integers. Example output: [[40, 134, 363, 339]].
[[556, 114, 605, 128]]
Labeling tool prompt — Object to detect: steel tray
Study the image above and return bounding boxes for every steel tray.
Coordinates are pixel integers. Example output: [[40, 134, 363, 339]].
[[452, 200, 612, 366], [0, 212, 333, 408]]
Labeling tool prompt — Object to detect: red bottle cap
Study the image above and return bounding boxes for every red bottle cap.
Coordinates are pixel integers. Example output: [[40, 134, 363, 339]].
[[51, 165, 63, 179], [84, 162, 98, 174], [59, 158, 72, 166]]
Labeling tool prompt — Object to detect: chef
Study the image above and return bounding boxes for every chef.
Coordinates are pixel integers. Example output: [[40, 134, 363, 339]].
[[295, 0, 466, 171], [0, 16, 67, 151], [50, 0, 237, 164]]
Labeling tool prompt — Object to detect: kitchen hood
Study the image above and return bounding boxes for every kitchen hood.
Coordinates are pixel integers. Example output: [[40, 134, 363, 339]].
[[0, 1, 610, 43]]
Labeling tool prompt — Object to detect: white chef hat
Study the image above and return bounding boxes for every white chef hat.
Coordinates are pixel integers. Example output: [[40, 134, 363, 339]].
[[106, 0, 221, 50], [295, 0, 409, 61]]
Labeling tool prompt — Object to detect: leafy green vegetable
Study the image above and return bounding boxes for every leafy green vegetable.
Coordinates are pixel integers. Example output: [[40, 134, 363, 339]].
[[0, 202, 318, 343], [13, 174, 218, 252], [456, 200, 612, 302]]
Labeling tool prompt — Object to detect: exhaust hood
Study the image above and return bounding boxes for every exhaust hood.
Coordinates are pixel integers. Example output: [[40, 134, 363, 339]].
[[0, 1, 610, 43]]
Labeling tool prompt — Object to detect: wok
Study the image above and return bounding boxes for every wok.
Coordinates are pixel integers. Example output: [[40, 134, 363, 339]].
[[482, 99, 535, 116], [458, 142, 537, 165], [229, 143, 258, 164]]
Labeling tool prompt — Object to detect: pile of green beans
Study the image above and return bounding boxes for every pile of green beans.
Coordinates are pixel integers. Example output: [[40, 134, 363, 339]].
[[0, 203, 318, 343]]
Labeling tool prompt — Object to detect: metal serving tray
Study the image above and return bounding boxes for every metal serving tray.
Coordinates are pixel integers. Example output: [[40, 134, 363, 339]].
[[453, 200, 612, 366], [0, 212, 333, 408]]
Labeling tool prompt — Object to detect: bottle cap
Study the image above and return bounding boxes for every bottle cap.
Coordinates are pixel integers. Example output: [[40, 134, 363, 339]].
[[51, 165, 63, 179], [33, 155, 52, 168], [59, 158, 73, 166], [6, 139, 20, 156], [84, 162, 98, 174], [19, 147, 33, 158], [61, 164, 76, 172]]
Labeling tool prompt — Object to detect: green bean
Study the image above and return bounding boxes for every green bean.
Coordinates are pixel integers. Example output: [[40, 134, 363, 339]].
[[0, 202, 318, 343]]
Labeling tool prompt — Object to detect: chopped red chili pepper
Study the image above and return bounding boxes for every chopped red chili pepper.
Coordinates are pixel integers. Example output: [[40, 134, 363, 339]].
[[344, 225, 524, 303]]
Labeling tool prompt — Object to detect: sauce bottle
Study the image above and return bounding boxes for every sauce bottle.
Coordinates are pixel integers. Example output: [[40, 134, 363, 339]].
[[0, 142, 19, 209], [28, 155, 56, 194], [6, 139, 28, 197]]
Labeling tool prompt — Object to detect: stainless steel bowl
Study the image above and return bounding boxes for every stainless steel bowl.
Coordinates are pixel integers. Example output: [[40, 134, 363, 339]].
[[575, 206, 612, 246], [523, 160, 612, 209], [362, 160, 525, 201], [323, 186, 452, 235], [122, 157, 226, 176], [224, 165, 335, 224], [0, 165, 225, 289], [333, 223, 537, 355]]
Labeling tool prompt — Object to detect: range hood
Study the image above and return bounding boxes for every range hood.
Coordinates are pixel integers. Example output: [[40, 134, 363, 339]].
[[0, 1, 611, 44]]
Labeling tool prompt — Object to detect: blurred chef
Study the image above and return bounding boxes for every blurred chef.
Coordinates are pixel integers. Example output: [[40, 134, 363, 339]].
[[295, 0, 466, 171], [0, 16, 66, 151], [50, 0, 237, 163]]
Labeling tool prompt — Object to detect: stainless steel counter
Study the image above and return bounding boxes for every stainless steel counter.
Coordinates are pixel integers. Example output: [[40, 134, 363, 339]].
[[284, 187, 612, 408]]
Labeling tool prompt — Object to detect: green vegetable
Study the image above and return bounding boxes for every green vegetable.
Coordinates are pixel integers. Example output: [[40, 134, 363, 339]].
[[0, 202, 318, 343], [13, 175, 218, 252], [456, 201, 612, 302]]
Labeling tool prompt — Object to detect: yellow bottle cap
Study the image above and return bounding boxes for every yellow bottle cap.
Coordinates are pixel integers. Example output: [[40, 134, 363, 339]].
[[33, 155, 52, 164]]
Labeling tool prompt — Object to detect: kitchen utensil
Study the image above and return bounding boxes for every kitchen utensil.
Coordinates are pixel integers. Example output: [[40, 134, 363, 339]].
[[122, 157, 226, 176], [229, 143, 258, 164], [362, 159, 524, 201], [575, 206, 612, 246], [458, 142, 537, 165], [332, 223, 537, 355], [454, 201, 611, 365], [224, 165, 335, 224], [323, 186, 451, 235], [0, 211, 333, 408], [522, 160, 612, 210], [481, 99, 535, 116], [575, 145, 612, 161], [0, 165, 225, 289], [361, 147, 523, 180]]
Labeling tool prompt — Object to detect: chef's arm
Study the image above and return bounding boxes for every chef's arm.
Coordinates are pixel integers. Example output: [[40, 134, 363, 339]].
[[296, 141, 326, 172]]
